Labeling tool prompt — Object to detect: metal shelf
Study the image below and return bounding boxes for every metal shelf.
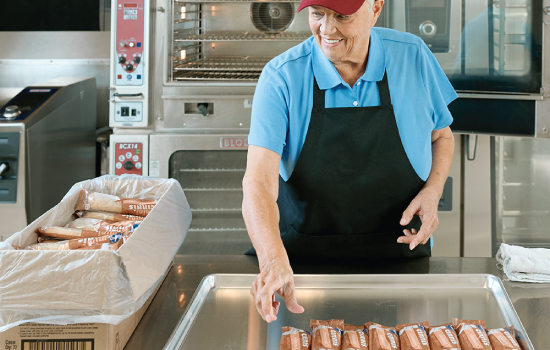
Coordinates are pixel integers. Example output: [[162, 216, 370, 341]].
[[174, 56, 271, 71], [174, 31, 311, 42], [174, 70, 261, 81]]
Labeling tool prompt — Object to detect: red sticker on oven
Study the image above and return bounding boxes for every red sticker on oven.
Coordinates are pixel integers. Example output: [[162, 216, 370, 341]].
[[220, 137, 248, 149]]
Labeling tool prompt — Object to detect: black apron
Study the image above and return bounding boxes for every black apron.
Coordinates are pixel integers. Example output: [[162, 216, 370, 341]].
[[246, 71, 431, 260]]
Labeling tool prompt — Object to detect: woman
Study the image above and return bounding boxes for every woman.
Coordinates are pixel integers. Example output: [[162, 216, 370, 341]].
[[242, 0, 456, 322]]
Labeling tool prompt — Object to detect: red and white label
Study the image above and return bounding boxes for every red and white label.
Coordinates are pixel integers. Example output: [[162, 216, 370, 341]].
[[220, 137, 248, 149], [115, 0, 145, 86], [115, 142, 143, 175]]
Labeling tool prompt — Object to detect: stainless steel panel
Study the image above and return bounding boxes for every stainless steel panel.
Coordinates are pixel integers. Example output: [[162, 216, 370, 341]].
[[0, 59, 109, 128], [164, 274, 533, 350], [493, 136, 550, 249], [432, 137, 462, 257], [163, 96, 252, 129], [464, 135, 493, 257], [179, 229, 251, 254], [25, 78, 97, 223]]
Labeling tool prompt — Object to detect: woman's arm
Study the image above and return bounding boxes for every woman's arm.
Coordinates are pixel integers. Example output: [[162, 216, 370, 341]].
[[398, 126, 455, 249], [243, 145, 304, 322]]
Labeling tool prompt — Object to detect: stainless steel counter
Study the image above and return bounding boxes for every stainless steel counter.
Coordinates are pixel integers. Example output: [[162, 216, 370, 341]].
[[124, 256, 550, 350]]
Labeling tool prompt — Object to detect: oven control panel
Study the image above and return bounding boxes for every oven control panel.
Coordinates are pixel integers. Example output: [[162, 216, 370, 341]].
[[115, 0, 145, 86], [110, 135, 149, 176]]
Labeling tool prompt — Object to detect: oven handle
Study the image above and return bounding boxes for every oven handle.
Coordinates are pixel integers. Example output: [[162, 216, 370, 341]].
[[113, 93, 143, 98]]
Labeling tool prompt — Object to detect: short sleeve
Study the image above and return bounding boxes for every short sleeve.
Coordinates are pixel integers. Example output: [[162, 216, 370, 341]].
[[419, 41, 458, 130], [248, 62, 290, 156]]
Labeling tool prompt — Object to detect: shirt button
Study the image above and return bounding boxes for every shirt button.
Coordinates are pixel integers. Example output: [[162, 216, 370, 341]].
[[357, 81, 361, 85], [353, 101, 358, 106]]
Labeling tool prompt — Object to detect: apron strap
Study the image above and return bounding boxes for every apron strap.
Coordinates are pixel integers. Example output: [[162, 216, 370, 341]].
[[312, 76, 324, 110], [377, 70, 392, 106]]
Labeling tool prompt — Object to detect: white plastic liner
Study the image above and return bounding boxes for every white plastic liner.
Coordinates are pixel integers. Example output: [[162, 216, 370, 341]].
[[0, 175, 192, 332]]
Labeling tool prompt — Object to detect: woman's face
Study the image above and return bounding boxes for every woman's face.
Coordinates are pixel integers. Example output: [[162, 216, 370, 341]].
[[309, 1, 383, 65]]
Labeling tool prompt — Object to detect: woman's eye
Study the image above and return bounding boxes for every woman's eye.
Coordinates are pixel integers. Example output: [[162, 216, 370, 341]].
[[337, 15, 350, 20], [312, 12, 322, 17]]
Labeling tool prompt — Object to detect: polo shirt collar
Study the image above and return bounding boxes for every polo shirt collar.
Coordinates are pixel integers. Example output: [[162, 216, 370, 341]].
[[311, 29, 386, 90]]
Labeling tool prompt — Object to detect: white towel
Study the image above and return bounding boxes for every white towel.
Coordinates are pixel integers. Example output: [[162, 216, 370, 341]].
[[496, 243, 550, 283]]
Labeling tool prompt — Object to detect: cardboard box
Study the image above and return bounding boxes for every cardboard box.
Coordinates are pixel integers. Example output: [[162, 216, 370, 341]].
[[0, 267, 168, 350], [0, 176, 191, 329]]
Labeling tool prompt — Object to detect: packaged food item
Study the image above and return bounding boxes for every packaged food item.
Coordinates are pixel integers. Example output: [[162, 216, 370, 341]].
[[452, 319, 491, 350], [38, 220, 138, 240], [311, 319, 344, 350], [75, 239, 123, 250], [75, 210, 146, 222], [37, 226, 112, 240], [342, 324, 368, 350], [396, 322, 430, 350], [279, 327, 312, 350], [364, 322, 399, 350], [26, 241, 70, 250], [65, 218, 139, 233], [486, 328, 519, 350], [428, 324, 461, 350], [75, 190, 157, 216], [36, 234, 59, 244], [27, 233, 128, 250]]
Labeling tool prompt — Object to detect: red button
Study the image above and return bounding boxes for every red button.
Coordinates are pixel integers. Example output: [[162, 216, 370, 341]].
[[117, 75, 122, 79]]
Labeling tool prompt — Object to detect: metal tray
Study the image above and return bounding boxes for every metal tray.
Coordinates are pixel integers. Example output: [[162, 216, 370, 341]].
[[163, 274, 534, 350]]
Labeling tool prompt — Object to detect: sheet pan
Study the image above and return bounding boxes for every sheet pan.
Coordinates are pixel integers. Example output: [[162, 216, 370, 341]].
[[164, 274, 533, 350]]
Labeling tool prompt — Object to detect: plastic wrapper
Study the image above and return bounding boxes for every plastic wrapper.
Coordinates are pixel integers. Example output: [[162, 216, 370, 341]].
[[26, 233, 128, 251], [342, 324, 368, 350], [76, 189, 157, 216], [65, 217, 141, 231], [37, 218, 139, 240], [280, 327, 312, 350], [428, 324, 461, 350], [75, 210, 145, 222], [311, 319, 344, 350], [452, 319, 492, 350], [0, 175, 192, 332], [365, 322, 400, 350], [396, 322, 430, 350], [486, 328, 519, 350]]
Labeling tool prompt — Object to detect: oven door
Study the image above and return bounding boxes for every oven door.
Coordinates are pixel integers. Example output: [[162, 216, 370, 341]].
[[149, 133, 252, 255]]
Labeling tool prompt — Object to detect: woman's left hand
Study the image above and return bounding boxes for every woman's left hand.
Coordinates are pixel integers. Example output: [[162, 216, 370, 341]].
[[398, 186, 441, 250]]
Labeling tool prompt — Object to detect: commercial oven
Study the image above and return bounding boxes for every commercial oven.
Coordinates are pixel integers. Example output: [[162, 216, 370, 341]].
[[109, 0, 550, 256]]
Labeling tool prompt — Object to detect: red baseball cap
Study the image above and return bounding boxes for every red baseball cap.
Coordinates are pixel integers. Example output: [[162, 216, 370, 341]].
[[296, 0, 366, 15]]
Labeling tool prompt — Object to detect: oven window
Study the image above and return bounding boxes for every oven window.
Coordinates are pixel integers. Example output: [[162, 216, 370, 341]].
[[169, 150, 251, 254], [436, 0, 541, 94]]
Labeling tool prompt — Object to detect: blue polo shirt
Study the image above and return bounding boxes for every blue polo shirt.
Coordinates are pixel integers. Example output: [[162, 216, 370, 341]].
[[248, 27, 458, 182]]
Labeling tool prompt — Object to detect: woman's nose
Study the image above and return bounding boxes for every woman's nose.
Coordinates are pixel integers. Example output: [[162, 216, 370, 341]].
[[319, 16, 337, 35]]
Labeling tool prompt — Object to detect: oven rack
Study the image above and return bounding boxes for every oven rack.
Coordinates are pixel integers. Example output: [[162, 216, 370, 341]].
[[174, 56, 271, 71], [174, 31, 311, 42], [174, 70, 261, 81]]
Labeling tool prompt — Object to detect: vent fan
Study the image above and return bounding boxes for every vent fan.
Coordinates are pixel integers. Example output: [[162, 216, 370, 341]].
[[250, 2, 295, 34]]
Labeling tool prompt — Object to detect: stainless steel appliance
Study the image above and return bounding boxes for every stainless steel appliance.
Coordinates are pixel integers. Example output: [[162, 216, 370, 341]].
[[0, 77, 96, 241], [109, 0, 550, 257]]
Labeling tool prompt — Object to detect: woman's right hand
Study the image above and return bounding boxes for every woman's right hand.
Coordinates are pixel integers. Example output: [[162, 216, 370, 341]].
[[251, 256, 305, 323]]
